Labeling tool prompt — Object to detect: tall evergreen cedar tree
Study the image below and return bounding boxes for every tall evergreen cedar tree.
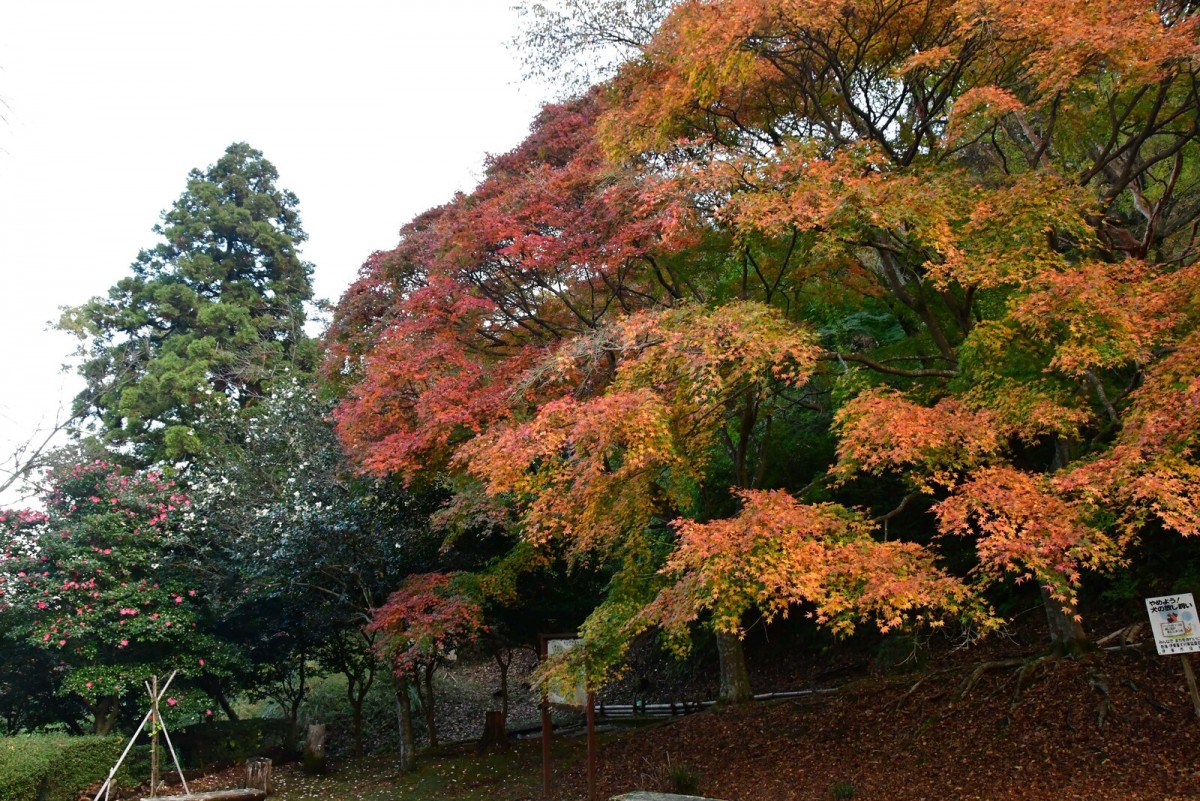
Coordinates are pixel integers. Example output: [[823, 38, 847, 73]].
[[330, 0, 1200, 700], [61, 143, 316, 465]]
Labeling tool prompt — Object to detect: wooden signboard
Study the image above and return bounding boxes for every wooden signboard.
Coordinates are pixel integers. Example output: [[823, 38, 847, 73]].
[[1146, 593, 1200, 718]]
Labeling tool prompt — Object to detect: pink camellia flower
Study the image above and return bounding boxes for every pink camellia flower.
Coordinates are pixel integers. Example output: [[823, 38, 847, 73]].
[[58, 639, 66, 646], [119, 639, 129, 647], [206, 709, 213, 716], [167, 697, 177, 707], [86, 681, 93, 688], [198, 658, 205, 666], [174, 596, 183, 604], [188, 590, 196, 597]]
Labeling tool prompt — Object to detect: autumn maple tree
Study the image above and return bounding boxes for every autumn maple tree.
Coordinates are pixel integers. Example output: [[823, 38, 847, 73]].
[[367, 572, 484, 762], [327, 92, 698, 475], [645, 489, 975, 652], [459, 301, 833, 697], [330, 0, 1200, 703], [589, 0, 1200, 651]]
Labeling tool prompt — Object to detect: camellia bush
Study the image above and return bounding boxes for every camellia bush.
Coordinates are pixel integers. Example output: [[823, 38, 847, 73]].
[[0, 462, 222, 734]]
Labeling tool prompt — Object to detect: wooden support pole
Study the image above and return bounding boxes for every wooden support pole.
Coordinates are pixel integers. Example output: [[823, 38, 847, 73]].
[[586, 691, 597, 801], [1182, 654, 1200, 719], [150, 676, 160, 798], [161, 715, 190, 795], [146, 674, 190, 797], [95, 672, 177, 801], [541, 695, 552, 799]]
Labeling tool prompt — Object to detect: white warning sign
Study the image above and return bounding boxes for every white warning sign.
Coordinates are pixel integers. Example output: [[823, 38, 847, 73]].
[[1145, 593, 1200, 656], [545, 637, 588, 708]]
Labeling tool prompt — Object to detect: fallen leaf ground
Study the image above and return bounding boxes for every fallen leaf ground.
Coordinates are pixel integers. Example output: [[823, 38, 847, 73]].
[[557, 650, 1200, 800], [166, 635, 1200, 801]]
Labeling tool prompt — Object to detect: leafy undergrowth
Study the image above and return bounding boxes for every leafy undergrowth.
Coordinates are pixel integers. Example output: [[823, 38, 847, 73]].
[[175, 646, 1200, 801]]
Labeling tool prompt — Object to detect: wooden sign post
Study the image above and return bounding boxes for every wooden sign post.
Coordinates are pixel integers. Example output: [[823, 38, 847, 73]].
[[1145, 593, 1200, 719], [539, 633, 595, 801]]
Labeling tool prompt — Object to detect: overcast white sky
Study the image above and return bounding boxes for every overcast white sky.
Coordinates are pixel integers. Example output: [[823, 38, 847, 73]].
[[0, 1, 555, 501]]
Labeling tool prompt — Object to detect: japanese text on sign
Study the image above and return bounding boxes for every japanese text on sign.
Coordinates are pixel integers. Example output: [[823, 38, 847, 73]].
[[1145, 593, 1200, 656]]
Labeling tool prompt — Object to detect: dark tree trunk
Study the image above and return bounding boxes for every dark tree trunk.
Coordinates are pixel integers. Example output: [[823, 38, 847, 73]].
[[478, 710, 508, 753], [91, 695, 120, 735], [197, 676, 240, 721], [395, 677, 416, 773], [286, 659, 308, 750], [716, 632, 753, 704], [494, 647, 513, 720], [350, 701, 364, 758], [1041, 584, 1090, 655], [1042, 436, 1090, 655], [421, 663, 439, 747], [345, 661, 374, 758], [287, 696, 303, 749], [215, 689, 239, 721]]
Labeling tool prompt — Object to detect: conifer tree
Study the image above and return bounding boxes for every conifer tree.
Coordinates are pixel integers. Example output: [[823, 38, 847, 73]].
[[61, 143, 316, 465]]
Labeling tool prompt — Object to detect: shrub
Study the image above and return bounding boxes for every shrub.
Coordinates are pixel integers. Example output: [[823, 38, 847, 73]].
[[637, 753, 701, 797], [0, 735, 140, 801], [670, 763, 701, 795], [262, 673, 405, 758], [830, 779, 857, 799], [172, 718, 292, 768]]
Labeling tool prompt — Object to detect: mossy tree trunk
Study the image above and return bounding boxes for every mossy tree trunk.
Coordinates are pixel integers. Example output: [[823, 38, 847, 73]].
[[1041, 585, 1090, 656], [419, 663, 439, 747], [395, 676, 416, 773], [717, 632, 753, 704]]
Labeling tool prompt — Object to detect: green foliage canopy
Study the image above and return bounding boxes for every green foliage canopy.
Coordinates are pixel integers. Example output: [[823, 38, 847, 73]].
[[60, 142, 316, 465]]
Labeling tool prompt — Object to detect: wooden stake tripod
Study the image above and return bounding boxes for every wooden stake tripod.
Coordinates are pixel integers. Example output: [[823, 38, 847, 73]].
[[94, 671, 190, 801]]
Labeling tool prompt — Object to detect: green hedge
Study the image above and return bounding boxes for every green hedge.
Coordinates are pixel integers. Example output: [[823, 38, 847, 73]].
[[0, 735, 143, 801], [173, 718, 292, 768]]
